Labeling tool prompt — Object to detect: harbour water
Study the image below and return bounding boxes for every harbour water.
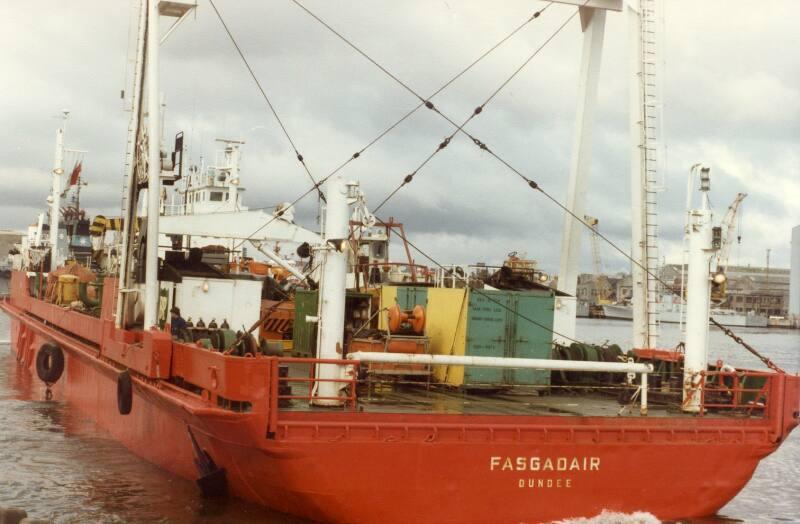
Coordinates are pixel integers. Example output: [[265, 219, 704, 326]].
[[1, 314, 798, 523]]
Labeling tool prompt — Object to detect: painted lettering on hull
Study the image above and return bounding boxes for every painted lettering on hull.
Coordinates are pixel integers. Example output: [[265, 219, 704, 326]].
[[489, 456, 600, 489], [489, 456, 600, 472]]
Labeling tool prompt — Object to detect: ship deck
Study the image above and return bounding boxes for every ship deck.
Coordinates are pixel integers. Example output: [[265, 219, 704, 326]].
[[282, 365, 744, 419]]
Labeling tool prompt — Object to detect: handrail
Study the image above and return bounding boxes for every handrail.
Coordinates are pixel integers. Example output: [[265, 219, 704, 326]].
[[268, 357, 360, 435], [351, 261, 433, 285], [699, 370, 773, 417]]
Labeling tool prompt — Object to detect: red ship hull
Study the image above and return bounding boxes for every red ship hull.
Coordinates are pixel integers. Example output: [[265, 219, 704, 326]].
[[2, 272, 799, 523]]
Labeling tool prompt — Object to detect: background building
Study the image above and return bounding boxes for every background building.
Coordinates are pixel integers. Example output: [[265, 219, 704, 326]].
[[790, 225, 799, 321]]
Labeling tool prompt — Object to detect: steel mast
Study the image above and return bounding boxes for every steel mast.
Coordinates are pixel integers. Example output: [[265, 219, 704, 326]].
[[142, 0, 162, 329], [551, 0, 621, 344], [682, 166, 717, 412], [627, 0, 662, 349], [116, 1, 194, 329], [49, 110, 69, 271]]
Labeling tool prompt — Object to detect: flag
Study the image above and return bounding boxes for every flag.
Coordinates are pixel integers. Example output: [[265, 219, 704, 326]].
[[68, 161, 82, 186]]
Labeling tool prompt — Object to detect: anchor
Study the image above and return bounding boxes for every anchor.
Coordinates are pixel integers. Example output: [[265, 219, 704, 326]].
[[187, 426, 227, 498]]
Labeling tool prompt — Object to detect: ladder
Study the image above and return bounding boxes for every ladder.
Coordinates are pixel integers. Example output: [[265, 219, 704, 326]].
[[640, 0, 662, 347], [120, 0, 144, 219]]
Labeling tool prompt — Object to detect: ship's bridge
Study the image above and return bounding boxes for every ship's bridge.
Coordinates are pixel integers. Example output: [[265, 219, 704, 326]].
[[164, 139, 247, 216]]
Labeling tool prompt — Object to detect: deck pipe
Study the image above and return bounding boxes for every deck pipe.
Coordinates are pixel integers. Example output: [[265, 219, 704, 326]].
[[348, 352, 653, 415]]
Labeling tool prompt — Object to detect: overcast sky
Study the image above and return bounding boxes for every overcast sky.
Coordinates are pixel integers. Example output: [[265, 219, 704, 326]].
[[1, 1, 797, 274]]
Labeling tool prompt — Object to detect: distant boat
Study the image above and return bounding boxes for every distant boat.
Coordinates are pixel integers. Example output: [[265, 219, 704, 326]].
[[601, 300, 768, 327]]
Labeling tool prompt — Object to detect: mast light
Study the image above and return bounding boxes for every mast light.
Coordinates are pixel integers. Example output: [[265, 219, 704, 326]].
[[699, 167, 711, 192], [327, 239, 348, 252]]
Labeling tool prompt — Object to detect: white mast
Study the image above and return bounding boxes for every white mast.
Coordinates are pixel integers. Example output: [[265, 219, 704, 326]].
[[313, 177, 375, 406], [49, 110, 68, 270], [143, 0, 162, 329], [627, 0, 661, 348], [682, 166, 716, 412], [116, 1, 148, 328], [552, 3, 611, 344], [313, 177, 351, 406], [117, 0, 193, 329]]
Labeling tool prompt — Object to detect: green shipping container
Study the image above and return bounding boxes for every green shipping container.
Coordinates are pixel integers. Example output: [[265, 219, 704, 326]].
[[463, 289, 554, 387], [395, 286, 428, 310], [387, 285, 555, 387], [292, 289, 319, 357], [292, 289, 374, 357]]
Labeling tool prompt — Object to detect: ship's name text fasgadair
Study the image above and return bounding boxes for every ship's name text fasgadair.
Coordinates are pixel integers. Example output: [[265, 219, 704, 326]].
[[489, 456, 600, 472]]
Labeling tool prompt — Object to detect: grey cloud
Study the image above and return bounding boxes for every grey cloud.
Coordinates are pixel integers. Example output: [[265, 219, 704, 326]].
[[1, 0, 797, 276]]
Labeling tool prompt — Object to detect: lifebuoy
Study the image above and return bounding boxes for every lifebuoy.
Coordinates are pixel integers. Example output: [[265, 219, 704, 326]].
[[35, 343, 65, 384], [117, 370, 133, 415]]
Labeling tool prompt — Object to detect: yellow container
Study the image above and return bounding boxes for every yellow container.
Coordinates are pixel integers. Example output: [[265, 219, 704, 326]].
[[378, 286, 469, 385], [57, 274, 80, 305]]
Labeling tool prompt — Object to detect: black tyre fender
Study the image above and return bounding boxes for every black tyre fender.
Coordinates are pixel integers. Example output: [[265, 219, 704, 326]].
[[117, 370, 133, 415], [35, 343, 65, 384]]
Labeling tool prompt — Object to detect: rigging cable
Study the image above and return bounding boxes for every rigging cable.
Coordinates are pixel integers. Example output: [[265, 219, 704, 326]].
[[290, 0, 579, 212], [208, 0, 325, 202], [289, 1, 687, 317], [292, 1, 781, 368], [372, 214, 585, 345], [225, 3, 777, 368], [230, 2, 555, 251]]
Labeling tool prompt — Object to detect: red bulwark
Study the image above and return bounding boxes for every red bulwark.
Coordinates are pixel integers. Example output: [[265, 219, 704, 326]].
[[2, 269, 799, 523]]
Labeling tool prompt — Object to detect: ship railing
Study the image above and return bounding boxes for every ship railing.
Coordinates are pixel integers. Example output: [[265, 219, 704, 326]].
[[351, 261, 433, 286], [162, 203, 185, 216], [348, 352, 654, 415], [699, 370, 773, 416], [269, 356, 359, 413]]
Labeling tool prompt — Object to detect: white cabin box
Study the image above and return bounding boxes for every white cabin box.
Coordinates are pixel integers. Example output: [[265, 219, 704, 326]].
[[170, 276, 262, 332]]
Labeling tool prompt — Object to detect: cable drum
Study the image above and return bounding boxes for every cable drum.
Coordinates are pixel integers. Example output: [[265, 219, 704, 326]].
[[35, 343, 65, 384]]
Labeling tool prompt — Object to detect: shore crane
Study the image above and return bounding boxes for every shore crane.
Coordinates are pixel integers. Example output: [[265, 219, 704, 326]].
[[584, 215, 613, 313], [710, 192, 747, 304]]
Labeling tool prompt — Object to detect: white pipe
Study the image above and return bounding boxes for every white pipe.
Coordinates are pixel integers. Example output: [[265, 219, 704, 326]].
[[640, 372, 648, 416], [227, 145, 240, 207], [313, 177, 350, 406], [254, 243, 307, 282], [679, 164, 702, 333], [683, 169, 714, 413], [50, 119, 66, 270], [143, 0, 161, 329], [346, 352, 653, 374]]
